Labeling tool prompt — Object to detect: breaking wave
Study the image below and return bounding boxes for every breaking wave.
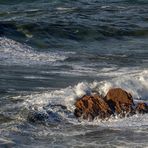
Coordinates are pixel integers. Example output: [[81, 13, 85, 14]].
[[12, 69, 148, 126], [0, 37, 73, 65]]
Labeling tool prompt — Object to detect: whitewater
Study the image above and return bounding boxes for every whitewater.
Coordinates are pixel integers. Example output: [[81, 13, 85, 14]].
[[0, 0, 148, 147]]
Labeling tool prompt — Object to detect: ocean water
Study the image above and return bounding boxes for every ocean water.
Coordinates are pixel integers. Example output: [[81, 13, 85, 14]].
[[0, 0, 148, 147]]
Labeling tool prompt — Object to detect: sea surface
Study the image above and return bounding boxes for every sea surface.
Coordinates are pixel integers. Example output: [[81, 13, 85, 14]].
[[0, 0, 148, 147]]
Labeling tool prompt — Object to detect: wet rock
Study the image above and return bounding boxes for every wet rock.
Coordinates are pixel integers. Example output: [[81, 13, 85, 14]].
[[104, 88, 134, 115], [27, 110, 62, 124], [74, 94, 113, 120], [74, 88, 137, 120], [135, 102, 148, 114], [27, 111, 49, 123]]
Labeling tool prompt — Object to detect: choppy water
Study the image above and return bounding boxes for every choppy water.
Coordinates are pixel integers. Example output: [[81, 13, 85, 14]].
[[0, 0, 148, 147]]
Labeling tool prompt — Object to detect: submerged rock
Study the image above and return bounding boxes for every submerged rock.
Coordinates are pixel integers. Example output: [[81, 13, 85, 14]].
[[27, 104, 71, 125], [27, 109, 63, 124], [74, 88, 148, 120], [27, 111, 49, 123]]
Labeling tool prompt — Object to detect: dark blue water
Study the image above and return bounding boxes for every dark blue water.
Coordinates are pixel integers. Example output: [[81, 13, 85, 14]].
[[0, 0, 148, 147]]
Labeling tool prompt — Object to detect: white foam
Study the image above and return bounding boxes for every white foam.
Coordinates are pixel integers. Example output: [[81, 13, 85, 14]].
[[21, 69, 148, 108], [101, 5, 125, 10], [21, 87, 77, 112], [20, 69, 147, 117], [97, 67, 141, 77], [56, 7, 75, 11], [95, 70, 148, 99], [48, 63, 99, 76], [70, 69, 148, 100], [23, 76, 53, 80], [46, 63, 141, 78], [74, 82, 92, 98], [0, 37, 71, 65], [10, 62, 148, 126], [80, 114, 148, 128]]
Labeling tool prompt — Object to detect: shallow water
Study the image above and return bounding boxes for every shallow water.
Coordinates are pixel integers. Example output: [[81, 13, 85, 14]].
[[0, 0, 148, 147]]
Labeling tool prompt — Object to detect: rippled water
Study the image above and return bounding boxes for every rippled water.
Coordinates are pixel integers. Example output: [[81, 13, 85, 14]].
[[0, 0, 148, 147]]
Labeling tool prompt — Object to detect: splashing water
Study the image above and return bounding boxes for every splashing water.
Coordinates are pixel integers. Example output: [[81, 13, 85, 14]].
[[0, 37, 72, 65]]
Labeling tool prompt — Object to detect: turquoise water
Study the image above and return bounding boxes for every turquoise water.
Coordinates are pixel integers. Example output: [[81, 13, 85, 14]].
[[0, 0, 148, 147]]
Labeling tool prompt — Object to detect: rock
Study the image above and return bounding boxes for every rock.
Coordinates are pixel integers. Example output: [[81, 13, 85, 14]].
[[74, 88, 148, 121], [27, 110, 62, 124], [27, 111, 49, 123], [135, 102, 148, 114], [74, 94, 113, 120], [104, 88, 134, 115]]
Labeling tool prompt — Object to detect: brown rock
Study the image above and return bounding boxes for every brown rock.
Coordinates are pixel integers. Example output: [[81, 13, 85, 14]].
[[74, 94, 113, 120], [135, 102, 148, 114], [74, 88, 148, 121], [104, 88, 134, 115]]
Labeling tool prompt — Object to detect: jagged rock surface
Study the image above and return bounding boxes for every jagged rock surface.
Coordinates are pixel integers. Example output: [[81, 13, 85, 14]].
[[104, 88, 134, 116], [74, 88, 148, 120], [74, 94, 113, 120]]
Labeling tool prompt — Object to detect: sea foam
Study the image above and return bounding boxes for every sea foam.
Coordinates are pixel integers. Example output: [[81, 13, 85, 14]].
[[21, 69, 148, 109], [0, 37, 72, 65], [15, 69, 148, 126]]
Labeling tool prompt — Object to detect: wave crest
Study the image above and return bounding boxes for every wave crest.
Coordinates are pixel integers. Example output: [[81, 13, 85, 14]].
[[0, 37, 72, 65]]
